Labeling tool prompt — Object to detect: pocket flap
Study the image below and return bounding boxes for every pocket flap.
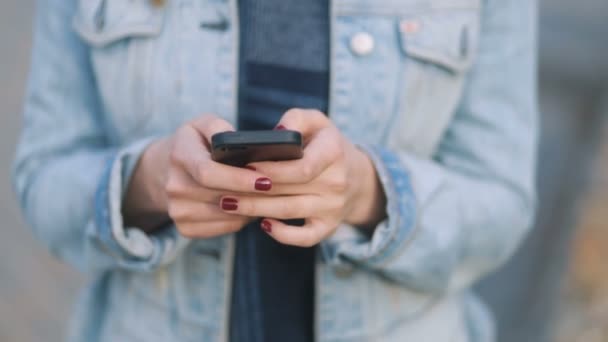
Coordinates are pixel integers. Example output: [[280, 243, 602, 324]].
[[398, 10, 480, 73], [73, 0, 164, 47]]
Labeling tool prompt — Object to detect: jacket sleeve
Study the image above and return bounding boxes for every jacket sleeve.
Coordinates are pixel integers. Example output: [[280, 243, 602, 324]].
[[321, 0, 538, 293], [12, 0, 189, 274]]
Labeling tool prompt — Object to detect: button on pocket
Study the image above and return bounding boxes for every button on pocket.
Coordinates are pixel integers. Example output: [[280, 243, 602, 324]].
[[333, 264, 355, 278], [72, 0, 168, 139], [350, 32, 375, 56], [398, 10, 480, 73], [73, 0, 165, 47], [391, 8, 481, 156]]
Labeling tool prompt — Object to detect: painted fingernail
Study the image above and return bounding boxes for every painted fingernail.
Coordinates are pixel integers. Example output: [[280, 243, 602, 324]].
[[261, 220, 272, 233], [255, 177, 272, 191], [221, 197, 238, 211], [245, 165, 257, 171], [274, 124, 287, 130]]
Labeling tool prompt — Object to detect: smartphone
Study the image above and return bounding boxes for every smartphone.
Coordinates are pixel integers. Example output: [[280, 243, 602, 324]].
[[211, 130, 303, 167]]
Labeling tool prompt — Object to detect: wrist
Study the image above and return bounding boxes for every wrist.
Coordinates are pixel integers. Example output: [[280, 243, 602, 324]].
[[123, 137, 171, 231], [139, 137, 171, 213], [345, 148, 387, 228]]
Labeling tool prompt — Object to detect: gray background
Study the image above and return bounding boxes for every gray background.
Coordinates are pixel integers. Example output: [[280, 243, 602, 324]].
[[0, 2, 83, 342], [0, 1, 607, 341]]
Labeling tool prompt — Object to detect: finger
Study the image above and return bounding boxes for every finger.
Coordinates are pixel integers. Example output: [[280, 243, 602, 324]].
[[276, 108, 331, 141], [168, 200, 249, 223], [166, 166, 245, 203], [193, 158, 274, 193], [177, 219, 247, 239], [189, 114, 236, 147], [172, 127, 273, 193], [249, 127, 342, 184], [265, 165, 346, 195], [219, 195, 321, 219], [256, 182, 314, 196], [259, 218, 331, 248], [171, 124, 213, 174]]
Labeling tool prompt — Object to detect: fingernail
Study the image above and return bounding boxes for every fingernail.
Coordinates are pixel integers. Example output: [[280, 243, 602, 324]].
[[261, 220, 272, 233], [255, 177, 272, 191], [274, 124, 287, 130], [221, 197, 238, 211], [245, 165, 257, 171]]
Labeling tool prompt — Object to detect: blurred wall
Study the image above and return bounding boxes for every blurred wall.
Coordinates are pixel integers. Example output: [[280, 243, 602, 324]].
[[476, 1, 608, 341], [0, 2, 84, 342]]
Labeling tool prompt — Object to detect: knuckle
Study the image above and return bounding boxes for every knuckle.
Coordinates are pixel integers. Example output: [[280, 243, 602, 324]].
[[197, 161, 212, 186], [337, 143, 347, 161], [239, 177, 254, 192], [168, 142, 185, 166], [310, 109, 326, 120], [273, 234, 297, 247], [168, 203, 193, 222], [169, 149, 181, 166], [299, 235, 318, 248], [280, 201, 297, 218], [328, 137, 344, 159], [199, 113, 216, 121], [174, 125, 190, 139], [288, 229, 320, 248], [176, 224, 199, 239], [164, 177, 182, 197], [284, 108, 304, 120], [300, 163, 315, 181], [193, 113, 216, 127], [207, 118, 229, 134], [167, 203, 181, 220], [336, 196, 348, 211], [238, 200, 253, 215], [227, 222, 245, 233], [330, 173, 349, 192]]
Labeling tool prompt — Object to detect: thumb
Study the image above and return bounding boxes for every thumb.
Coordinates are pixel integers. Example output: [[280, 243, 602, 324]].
[[275, 108, 331, 139], [189, 114, 236, 146]]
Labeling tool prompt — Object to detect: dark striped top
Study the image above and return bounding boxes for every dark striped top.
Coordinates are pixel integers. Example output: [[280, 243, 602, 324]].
[[230, 1, 329, 342]]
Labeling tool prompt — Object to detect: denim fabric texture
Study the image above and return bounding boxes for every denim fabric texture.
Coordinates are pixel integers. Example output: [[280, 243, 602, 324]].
[[12, 0, 538, 341]]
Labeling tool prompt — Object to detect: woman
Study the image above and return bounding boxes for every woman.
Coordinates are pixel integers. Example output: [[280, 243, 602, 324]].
[[13, 0, 537, 341]]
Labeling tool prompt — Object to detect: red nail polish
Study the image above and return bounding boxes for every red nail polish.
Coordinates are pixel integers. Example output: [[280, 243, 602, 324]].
[[221, 197, 238, 211], [245, 165, 257, 171], [261, 220, 272, 233], [255, 177, 272, 191], [274, 124, 287, 130]]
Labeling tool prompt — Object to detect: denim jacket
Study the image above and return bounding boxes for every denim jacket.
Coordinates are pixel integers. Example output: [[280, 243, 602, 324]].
[[13, 0, 537, 341]]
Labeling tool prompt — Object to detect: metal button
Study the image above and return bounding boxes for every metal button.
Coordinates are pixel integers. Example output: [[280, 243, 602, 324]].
[[399, 19, 421, 34], [200, 18, 230, 31], [333, 264, 355, 278], [350, 32, 374, 56]]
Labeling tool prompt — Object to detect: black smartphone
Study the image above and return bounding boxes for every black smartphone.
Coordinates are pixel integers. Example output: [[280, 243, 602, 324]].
[[211, 130, 303, 167]]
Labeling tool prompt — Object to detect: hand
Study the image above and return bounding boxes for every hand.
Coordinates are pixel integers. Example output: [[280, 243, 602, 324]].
[[123, 114, 275, 238], [218, 109, 387, 247]]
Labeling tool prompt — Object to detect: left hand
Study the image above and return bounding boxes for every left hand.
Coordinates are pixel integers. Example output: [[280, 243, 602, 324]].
[[219, 109, 387, 247]]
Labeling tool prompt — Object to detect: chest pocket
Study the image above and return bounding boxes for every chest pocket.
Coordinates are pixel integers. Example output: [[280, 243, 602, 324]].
[[73, 0, 166, 141], [330, 0, 480, 157]]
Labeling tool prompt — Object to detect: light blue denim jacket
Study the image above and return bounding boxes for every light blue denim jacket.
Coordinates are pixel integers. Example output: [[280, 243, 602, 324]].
[[13, 0, 537, 341]]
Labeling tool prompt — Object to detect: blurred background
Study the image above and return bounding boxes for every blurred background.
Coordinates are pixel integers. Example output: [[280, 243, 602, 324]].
[[0, 1, 607, 341]]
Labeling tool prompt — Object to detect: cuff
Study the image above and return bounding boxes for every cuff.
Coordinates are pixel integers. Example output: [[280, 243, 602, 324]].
[[320, 145, 417, 268], [91, 137, 189, 271]]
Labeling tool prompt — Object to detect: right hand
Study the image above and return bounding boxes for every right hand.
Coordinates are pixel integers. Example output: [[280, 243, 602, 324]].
[[124, 114, 273, 238]]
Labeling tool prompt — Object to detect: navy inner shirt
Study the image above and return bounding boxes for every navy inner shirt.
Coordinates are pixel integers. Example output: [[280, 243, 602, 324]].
[[229, 1, 329, 342]]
